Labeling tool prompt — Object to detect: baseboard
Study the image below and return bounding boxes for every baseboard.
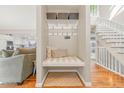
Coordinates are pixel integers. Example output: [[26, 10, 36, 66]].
[[48, 70, 77, 72], [35, 72, 48, 88], [77, 71, 92, 86], [35, 83, 42, 87], [96, 63, 124, 77], [84, 82, 92, 86]]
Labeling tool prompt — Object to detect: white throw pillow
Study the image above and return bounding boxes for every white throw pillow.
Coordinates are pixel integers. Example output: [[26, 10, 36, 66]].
[[46, 47, 52, 58], [51, 49, 68, 58]]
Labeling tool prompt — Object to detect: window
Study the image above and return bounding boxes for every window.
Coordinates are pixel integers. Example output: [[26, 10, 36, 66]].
[[90, 5, 98, 16]]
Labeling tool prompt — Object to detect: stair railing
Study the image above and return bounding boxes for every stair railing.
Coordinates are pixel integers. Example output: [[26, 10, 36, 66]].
[[96, 17, 124, 77], [97, 17, 124, 32]]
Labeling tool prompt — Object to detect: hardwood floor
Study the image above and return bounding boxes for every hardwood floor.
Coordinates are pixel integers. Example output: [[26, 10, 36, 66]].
[[0, 75, 36, 88], [90, 63, 124, 88], [0, 62, 124, 88]]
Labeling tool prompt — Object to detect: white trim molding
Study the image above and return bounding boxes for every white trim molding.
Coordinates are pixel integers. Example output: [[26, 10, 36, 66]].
[[77, 72, 92, 86], [84, 82, 92, 86], [48, 70, 77, 72], [35, 83, 42, 88], [35, 72, 48, 88]]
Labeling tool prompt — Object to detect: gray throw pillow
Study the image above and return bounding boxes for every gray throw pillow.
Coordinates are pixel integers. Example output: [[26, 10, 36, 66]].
[[1, 50, 10, 58], [0, 51, 3, 58], [7, 50, 14, 56]]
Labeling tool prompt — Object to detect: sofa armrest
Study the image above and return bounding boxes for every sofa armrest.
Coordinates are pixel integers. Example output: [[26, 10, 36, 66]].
[[21, 54, 34, 81], [0, 55, 25, 82], [0, 55, 24, 61]]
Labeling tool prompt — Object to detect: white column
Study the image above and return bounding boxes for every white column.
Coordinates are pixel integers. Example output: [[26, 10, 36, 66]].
[[36, 5, 48, 87], [78, 6, 91, 86]]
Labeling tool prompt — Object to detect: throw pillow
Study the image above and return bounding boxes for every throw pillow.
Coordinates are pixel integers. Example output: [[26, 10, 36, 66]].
[[51, 49, 68, 58], [12, 50, 20, 56], [6, 50, 14, 56], [1, 50, 10, 58], [46, 47, 52, 58]]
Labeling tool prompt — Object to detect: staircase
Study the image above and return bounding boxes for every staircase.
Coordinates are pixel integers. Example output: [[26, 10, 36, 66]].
[[95, 17, 124, 77]]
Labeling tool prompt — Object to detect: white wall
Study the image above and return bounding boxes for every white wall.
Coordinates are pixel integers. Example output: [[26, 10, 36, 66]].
[[0, 5, 36, 34], [99, 5, 124, 24], [99, 5, 112, 19], [112, 11, 124, 25], [48, 29, 78, 56], [47, 5, 79, 56]]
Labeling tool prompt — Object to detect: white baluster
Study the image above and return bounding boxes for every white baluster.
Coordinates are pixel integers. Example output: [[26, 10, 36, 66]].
[[115, 59, 117, 72], [119, 62, 121, 75]]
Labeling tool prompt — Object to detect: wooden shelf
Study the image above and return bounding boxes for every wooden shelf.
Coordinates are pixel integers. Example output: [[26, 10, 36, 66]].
[[47, 12, 79, 20]]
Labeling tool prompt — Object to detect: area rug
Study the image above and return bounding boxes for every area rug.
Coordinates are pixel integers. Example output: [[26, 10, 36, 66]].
[[43, 72, 84, 88]]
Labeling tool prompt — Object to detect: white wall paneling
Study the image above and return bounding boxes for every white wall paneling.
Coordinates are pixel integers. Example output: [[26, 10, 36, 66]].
[[36, 5, 48, 87], [78, 6, 91, 85]]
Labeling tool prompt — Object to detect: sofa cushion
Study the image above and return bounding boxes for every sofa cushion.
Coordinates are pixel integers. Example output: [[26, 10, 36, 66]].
[[17, 48, 36, 54]]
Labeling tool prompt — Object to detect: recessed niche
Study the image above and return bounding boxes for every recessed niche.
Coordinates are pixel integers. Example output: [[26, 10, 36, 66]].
[[47, 13, 57, 19]]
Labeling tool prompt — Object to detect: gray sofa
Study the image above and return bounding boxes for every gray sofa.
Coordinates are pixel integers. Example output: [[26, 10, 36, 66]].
[[0, 49, 36, 84]]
